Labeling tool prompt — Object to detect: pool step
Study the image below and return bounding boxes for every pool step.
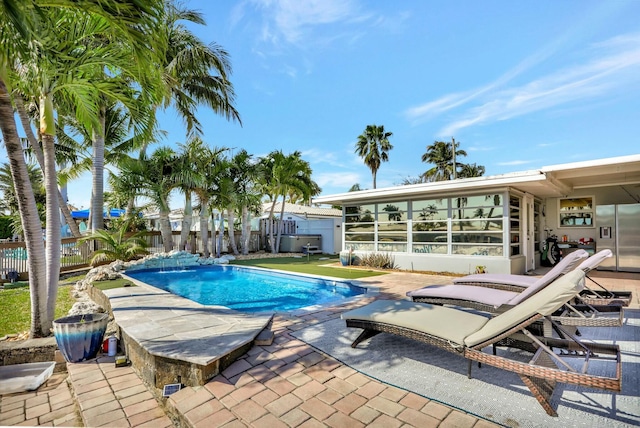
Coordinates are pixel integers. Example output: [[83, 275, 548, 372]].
[[255, 328, 274, 346]]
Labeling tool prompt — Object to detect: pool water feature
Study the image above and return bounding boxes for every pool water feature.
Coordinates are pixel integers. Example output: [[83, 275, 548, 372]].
[[125, 265, 366, 312]]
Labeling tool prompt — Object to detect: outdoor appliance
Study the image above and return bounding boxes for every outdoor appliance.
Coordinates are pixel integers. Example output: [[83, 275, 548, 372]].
[[595, 203, 640, 272]]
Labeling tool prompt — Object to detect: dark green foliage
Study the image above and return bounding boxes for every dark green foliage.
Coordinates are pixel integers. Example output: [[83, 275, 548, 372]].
[[0, 216, 13, 239]]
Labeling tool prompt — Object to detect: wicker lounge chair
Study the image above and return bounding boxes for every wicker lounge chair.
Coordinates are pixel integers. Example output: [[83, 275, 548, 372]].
[[343, 270, 621, 417], [454, 249, 632, 306], [452, 249, 588, 291], [406, 250, 624, 329]]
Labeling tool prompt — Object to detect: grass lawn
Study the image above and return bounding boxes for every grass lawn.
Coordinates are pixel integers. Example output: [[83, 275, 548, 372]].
[[0, 283, 77, 337], [231, 254, 388, 279]]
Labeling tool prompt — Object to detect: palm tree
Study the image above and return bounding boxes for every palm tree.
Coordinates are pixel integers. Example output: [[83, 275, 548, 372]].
[[0, 1, 164, 337], [229, 150, 263, 255], [421, 140, 468, 182], [261, 151, 316, 254], [79, 220, 149, 266], [59, 101, 162, 229], [189, 143, 227, 258], [210, 160, 235, 258], [127, 3, 242, 250], [157, 3, 241, 137], [458, 163, 486, 179], [0, 162, 45, 218], [355, 124, 393, 189], [138, 147, 178, 252], [12, 94, 81, 237], [173, 138, 206, 251]]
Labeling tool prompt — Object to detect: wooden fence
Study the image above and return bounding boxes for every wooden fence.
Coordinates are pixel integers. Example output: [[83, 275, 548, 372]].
[[0, 230, 262, 281]]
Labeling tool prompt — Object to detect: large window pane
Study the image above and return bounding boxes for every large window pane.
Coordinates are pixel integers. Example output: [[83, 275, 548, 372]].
[[344, 223, 374, 233], [413, 244, 447, 254], [412, 199, 448, 220], [413, 233, 448, 243], [377, 233, 407, 242], [454, 194, 503, 207], [412, 199, 448, 211], [345, 204, 375, 223], [451, 219, 503, 231], [413, 221, 448, 232], [378, 222, 407, 232], [378, 243, 406, 252], [345, 243, 374, 251], [451, 233, 503, 243], [452, 207, 504, 219], [452, 245, 503, 256], [344, 233, 374, 242], [378, 202, 407, 221]]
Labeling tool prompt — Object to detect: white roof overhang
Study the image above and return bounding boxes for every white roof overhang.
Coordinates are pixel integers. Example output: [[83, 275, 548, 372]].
[[313, 154, 640, 206]]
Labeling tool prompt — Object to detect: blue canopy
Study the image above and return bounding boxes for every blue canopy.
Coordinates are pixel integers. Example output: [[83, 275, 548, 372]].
[[71, 209, 126, 219]]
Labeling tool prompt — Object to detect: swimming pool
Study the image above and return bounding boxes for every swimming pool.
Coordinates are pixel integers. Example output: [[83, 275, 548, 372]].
[[125, 265, 366, 312]]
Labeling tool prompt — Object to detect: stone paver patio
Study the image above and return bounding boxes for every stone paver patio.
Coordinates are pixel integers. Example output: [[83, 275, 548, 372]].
[[1, 267, 638, 427]]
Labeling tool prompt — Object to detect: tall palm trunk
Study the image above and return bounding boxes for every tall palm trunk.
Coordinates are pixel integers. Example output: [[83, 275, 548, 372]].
[[241, 205, 251, 255], [0, 79, 48, 337], [90, 107, 106, 232], [211, 210, 218, 257], [13, 94, 81, 237], [40, 94, 60, 333], [227, 207, 239, 255], [158, 203, 173, 252], [199, 203, 210, 257], [217, 210, 225, 258], [268, 199, 277, 253], [274, 197, 287, 254], [180, 192, 193, 250]]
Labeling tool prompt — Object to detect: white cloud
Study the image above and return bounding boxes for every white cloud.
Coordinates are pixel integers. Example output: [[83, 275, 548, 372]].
[[467, 145, 496, 152], [301, 148, 347, 168], [436, 32, 640, 136], [246, 0, 365, 46], [314, 171, 361, 190]]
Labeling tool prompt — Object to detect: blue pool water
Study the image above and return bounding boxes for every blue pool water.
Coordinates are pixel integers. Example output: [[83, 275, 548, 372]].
[[125, 265, 366, 312]]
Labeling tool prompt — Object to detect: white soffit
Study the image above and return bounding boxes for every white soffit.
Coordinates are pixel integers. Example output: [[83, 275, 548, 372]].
[[313, 171, 553, 205], [542, 154, 640, 190], [313, 154, 640, 205]]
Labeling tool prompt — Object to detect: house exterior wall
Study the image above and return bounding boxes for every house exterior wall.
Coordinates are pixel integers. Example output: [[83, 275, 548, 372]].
[[295, 218, 342, 254], [340, 189, 534, 274], [541, 185, 639, 244]]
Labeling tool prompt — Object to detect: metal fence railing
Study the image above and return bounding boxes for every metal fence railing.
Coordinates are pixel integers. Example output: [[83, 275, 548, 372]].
[[0, 230, 262, 281]]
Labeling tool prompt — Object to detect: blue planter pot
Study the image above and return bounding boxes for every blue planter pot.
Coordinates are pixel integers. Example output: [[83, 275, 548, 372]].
[[53, 313, 109, 363], [340, 252, 356, 266]]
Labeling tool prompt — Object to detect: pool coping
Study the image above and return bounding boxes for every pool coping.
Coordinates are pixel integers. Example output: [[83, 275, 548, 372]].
[[103, 279, 272, 389], [108, 266, 377, 391]]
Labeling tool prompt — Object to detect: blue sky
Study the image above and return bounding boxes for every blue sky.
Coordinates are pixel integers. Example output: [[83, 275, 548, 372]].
[[4, 0, 640, 210]]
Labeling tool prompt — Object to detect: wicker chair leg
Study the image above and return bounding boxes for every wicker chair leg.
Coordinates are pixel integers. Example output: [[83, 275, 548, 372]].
[[351, 329, 381, 348], [519, 374, 558, 417]]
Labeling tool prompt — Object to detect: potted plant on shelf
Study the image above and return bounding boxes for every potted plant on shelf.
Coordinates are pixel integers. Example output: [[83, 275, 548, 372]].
[[52, 313, 109, 363]]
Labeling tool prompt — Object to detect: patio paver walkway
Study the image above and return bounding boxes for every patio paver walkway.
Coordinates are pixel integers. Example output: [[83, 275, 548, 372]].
[[1, 267, 638, 427]]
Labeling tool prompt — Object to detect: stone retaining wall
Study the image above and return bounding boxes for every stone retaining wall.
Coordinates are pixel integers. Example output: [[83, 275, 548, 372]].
[[0, 337, 66, 372]]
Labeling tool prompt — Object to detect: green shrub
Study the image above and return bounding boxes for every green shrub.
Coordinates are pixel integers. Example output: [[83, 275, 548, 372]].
[[0, 216, 13, 239], [79, 220, 149, 266], [359, 252, 397, 270]]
